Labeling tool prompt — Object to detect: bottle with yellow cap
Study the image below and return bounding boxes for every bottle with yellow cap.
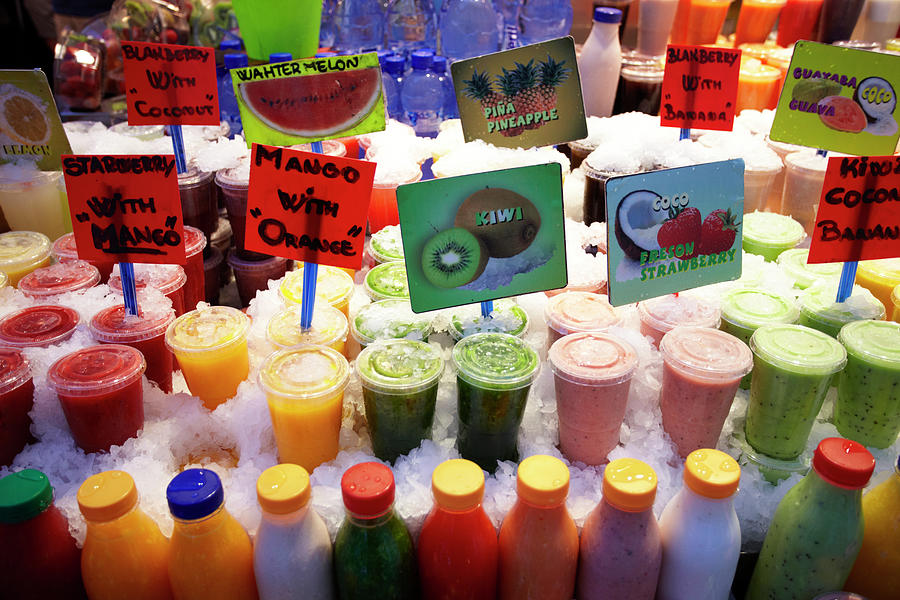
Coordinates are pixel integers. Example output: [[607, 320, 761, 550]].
[[577, 458, 661, 599], [498, 455, 579, 600], [417, 459, 498, 599], [656, 449, 742, 600], [253, 464, 333, 600], [78, 470, 173, 600]]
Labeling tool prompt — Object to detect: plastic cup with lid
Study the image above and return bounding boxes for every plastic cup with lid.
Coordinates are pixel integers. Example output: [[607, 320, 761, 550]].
[[798, 282, 886, 338], [267, 303, 349, 357], [0, 231, 51, 287], [776, 248, 843, 290], [638, 293, 721, 347], [0, 347, 34, 466], [544, 291, 620, 348], [855, 258, 900, 316], [448, 299, 529, 342], [0, 305, 80, 348], [18, 260, 100, 299], [51, 233, 115, 282], [280, 265, 354, 319], [110, 263, 188, 316], [350, 298, 434, 358], [742, 210, 807, 262]]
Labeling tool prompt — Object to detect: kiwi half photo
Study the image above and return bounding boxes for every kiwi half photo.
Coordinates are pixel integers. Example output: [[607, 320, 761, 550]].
[[421, 227, 489, 288], [454, 188, 541, 258]]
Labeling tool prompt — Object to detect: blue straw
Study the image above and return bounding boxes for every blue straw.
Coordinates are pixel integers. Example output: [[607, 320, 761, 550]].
[[836, 262, 858, 303], [310, 141, 324, 153], [298, 140, 325, 330], [119, 262, 139, 315], [480, 300, 493, 319], [679, 128, 690, 141], [170, 125, 188, 174]]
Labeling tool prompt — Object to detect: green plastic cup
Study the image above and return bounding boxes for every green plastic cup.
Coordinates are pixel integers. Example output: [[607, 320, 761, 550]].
[[776, 249, 843, 290], [232, 0, 322, 61], [746, 324, 846, 460], [742, 211, 806, 262], [368, 225, 404, 265], [356, 339, 444, 462], [835, 320, 900, 448], [364, 261, 410, 301], [351, 298, 434, 348], [448, 299, 529, 341], [798, 283, 886, 338]]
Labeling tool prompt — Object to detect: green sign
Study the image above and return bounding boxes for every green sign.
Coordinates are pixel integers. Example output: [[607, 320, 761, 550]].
[[605, 160, 744, 306], [770, 41, 900, 155], [0, 69, 72, 171], [397, 163, 567, 313]]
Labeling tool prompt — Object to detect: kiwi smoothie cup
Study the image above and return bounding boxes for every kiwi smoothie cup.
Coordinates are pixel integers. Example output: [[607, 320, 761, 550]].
[[448, 299, 529, 341], [368, 225, 405, 265], [797, 283, 886, 338], [776, 248, 843, 290], [356, 339, 444, 462], [835, 320, 900, 448], [741, 211, 806, 262], [364, 261, 410, 301], [745, 324, 847, 461], [452, 332, 540, 471]]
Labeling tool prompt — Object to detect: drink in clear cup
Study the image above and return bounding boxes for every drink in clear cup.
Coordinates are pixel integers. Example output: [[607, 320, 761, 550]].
[[110, 264, 188, 317], [638, 293, 721, 347], [548, 332, 638, 465], [177, 167, 217, 239], [782, 151, 828, 237], [216, 165, 269, 260], [855, 258, 900, 316], [0, 348, 34, 466], [777, 0, 824, 46], [777, 248, 843, 290], [660, 327, 754, 457], [637, 0, 678, 56], [452, 332, 540, 471], [166, 306, 250, 409], [835, 320, 900, 448], [852, 0, 900, 43], [181, 226, 207, 312], [685, 0, 732, 45], [545, 291, 619, 348], [742, 210, 806, 261], [52, 232, 115, 283], [0, 305, 79, 347], [449, 299, 529, 341], [18, 260, 100, 300], [356, 339, 444, 462], [798, 282, 886, 338], [280, 264, 354, 319], [734, 0, 787, 46], [612, 63, 665, 115], [746, 324, 847, 460], [226, 252, 289, 308], [818, 0, 867, 42], [369, 161, 422, 234], [736, 59, 782, 113], [567, 138, 598, 170], [742, 160, 783, 213], [259, 345, 350, 472], [0, 231, 51, 286], [368, 224, 405, 265], [267, 303, 349, 357], [351, 298, 434, 357], [364, 261, 410, 301], [0, 169, 71, 241]]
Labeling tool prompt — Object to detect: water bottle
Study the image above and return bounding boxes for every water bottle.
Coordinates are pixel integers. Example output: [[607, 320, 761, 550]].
[[269, 53, 292, 63], [495, 0, 523, 48], [401, 50, 443, 136], [431, 55, 459, 119], [440, 0, 501, 61], [519, 0, 573, 45], [320, 0, 337, 48], [334, 0, 385, 53], [219, 53, 246, 137], [386, 0, 438, 56], [383, 55, 407, 120]]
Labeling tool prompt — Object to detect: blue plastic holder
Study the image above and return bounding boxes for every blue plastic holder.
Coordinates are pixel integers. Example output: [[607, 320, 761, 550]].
[[480, 300, 493, 319], [299, 139, 326, 330], [679, 128, 690, 141]]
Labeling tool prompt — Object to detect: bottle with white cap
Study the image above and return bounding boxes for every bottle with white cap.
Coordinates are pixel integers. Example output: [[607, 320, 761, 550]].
[[578, 7, 623, 118]]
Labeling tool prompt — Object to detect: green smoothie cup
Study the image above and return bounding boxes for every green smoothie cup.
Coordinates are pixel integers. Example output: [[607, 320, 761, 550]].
[[776, 249, 843, 290], [350, 299, 434, 357], [742, 211, 806, 262], [448, 299, 529, 341], [798, 283, 886, 338], [368, 225, 404, 265], [452, 332, 540, 471], [356, 339, 444, 463], [364, 261, 410, 301], [746, 324, 847, 460], [835, 320, 900, 448]]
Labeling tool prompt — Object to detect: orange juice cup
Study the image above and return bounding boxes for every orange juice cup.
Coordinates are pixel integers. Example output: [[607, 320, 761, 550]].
[[671, 0, 694, 44], [686, 0, 733, 45], [734, 0, 787, 46], [369, 162, 422, 234], [266, 303, 349, 357], [279, 264, 354, 320], [736, 59, 782, 113]]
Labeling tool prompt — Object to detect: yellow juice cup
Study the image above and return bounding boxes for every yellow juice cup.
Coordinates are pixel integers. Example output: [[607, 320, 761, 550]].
[[165, 306, 250, 409], [259, 345, 350, 472], [279, 265, 354, 320], [266, 303, 349, 357], [855, 258, 900, 315], [891, 284, 899, 322], [0, 231, 51, 287], [0, 170, 72, 241]]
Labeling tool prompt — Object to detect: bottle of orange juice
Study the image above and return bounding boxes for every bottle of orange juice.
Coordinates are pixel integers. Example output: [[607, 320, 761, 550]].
[[498, 455, 579, 600], [78, 470, 173, 600], [166, 468, 258, 600]]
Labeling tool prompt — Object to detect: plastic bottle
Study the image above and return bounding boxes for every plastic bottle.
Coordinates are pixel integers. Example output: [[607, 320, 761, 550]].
[[382, 55, 406, 121], [431, 55, 459, 119], [220, 53, 247, 137], [578, 7, 623, 117], [656, 449, 741, 600], [746, 438, 875, 600], [0, 469, 87, 600], [268, 53, 292, 63], [78, 470, 173, 600], [401, 50, 444, 137], [498, 455, 579, 600], [518, 0, 574, 46], [320, 0, 337, 48], [166, 469, 258, 600], [577, 458, 662, 600], [334, 462, 418, 599], [334, 0, 385, 53], [439, 0, 501, 61], [386, 0, 438, 56], [254, 464, 334, 600], [418, 459, 498, 599]]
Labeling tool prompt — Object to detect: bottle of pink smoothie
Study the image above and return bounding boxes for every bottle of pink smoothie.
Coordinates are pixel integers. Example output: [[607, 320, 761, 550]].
[[659, 327, 753, 457], [638, 294, 721, 347], [578, 458, 661, 599], [544, 291, 621, 349], [548, 332, 638, 465]]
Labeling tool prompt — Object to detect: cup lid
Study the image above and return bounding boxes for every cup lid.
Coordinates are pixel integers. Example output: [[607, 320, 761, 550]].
[[356, 339, 444, 393], [750, 324, 847, 374], [48, 344, 146, 396], [785, 150, 829, 174], [176, 165, 213, 187], [516, 455, 569, 507], [742, 211, 806, 245], [110, 263, 187, 296], [548, 332, 638, 385], [214, 164, 250, 189], [18, 260, 101, 298], [91, 304, 175, 344], [812, 438, 874, 489], [288, 139, 346, 157], [799, 283, 886, 324], [257, 464, 311, 514], [838, 320, 900, 369], [661, 326, 753, 381], [165, 306, 249, 352], [545, 291, 620, 335], [267, 304, 349, 349], [452, 332, 539, 390], [166, 468, 223, 520], [638, 294, 721, 334], [351, 298, 433, 345], [721, 288, 799, 329], [51, 233, 80, 260], [603, 458, 657, 512], [450, 300, 529, 340], [369, 225, 404, 262], [857, 257, 900, 285], [183, 226, 207, 257], [78, 470, 138, 522], [0, 346, 31, 395], [364, 261, 410, 300], [341, 462, 395, 517], [226, 251, 287, 272], [684, 449, 740, 499], [432, 459, 484, 511], [776, 249, 842, 289], [0, 305, 80, 347], [280, 265, 354, 307], [0, 469, 53, 524], [0, 231, 51, 269], [259, 345, 350, 399]]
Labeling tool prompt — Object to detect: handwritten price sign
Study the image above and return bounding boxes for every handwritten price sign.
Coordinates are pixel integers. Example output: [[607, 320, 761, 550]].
[[121, 41, 219, 126], [245, 144, 376, 269], [660, 45, 741, 131], [61, 154, 186, 264]]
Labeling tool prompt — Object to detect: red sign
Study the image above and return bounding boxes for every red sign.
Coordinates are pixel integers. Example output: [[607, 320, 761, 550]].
[[61, 154, 186, 264], [808, 155, 900, 264], [660, 45, 741, 132], [245, 144, 376, 270], [121, 41, 219, 126]]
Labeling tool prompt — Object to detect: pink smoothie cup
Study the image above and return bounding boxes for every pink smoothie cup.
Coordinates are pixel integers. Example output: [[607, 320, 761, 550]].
[[544, 291, 621, 350], [659, 326, 753, 457], [18, 260, 100, 300], [548, 332, 639, 465], [638, 294, 721, 347]]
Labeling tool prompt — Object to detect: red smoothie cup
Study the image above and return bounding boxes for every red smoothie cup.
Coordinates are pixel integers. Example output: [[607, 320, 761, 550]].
[[216, 166, 269, 260], [51, 233, 114, 283], [178, 167, 217, 239], [0, 305, 80, 348], [0, 347, 34, 466], [18, 260, 101, 300], [109, 264, 188, 316], [182, 226, 207, 313], [90, 304, 176, 393], [47, 344, 146, 453], [227, 252, 289, 307], [203, 246, 224, 304]]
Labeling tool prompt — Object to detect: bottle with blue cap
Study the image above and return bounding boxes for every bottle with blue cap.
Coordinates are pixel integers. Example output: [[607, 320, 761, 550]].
[[518, 0, 574, 46], [431, 55, 459, 119], [578, 7, 623, 117], [333, 0, 385, 54], [166, 468, 258, 600], [269, 53, 293, 64], [400, 50, 444, 137], [439, 0, 501, 61], [220, 53, 247, 137], [386, 0, 438, 56]]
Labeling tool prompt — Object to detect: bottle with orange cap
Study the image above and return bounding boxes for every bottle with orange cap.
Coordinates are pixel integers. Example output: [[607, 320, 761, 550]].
[[253, 464, 333, 600], [656, 448, 742, 600], [78, 470, 173, 600], [497, 455, 579, 600], [417, 459, 498, 599], [746, 438, 876, 600], [577, 458, 661, 599], [334, 462, 417, 600]]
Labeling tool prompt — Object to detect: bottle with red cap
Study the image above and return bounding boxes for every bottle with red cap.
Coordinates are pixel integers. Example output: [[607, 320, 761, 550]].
[[746, 438, 876, 600], [334, 462, 417, 600]]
